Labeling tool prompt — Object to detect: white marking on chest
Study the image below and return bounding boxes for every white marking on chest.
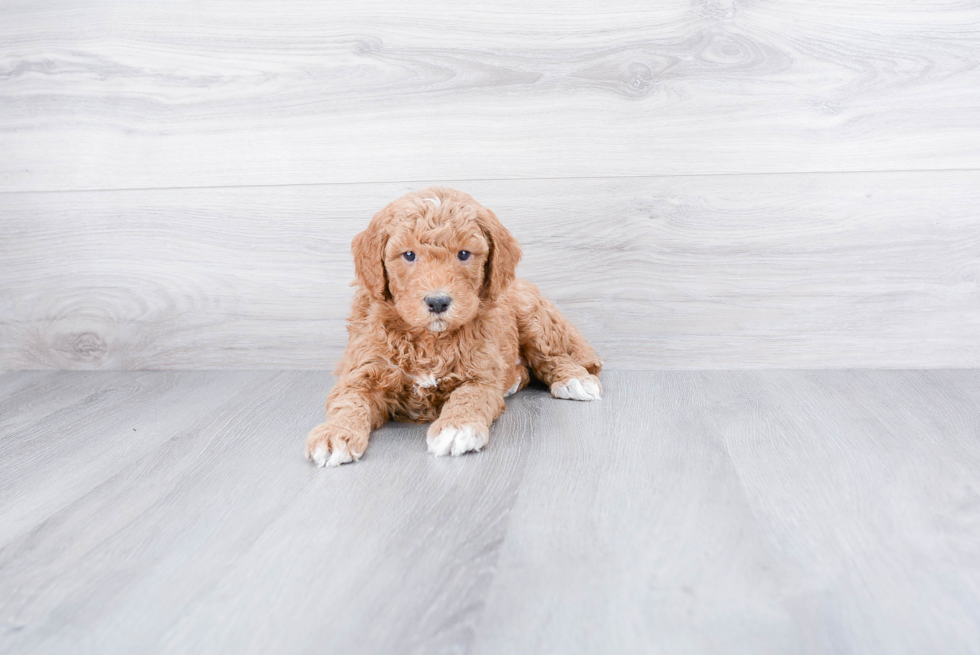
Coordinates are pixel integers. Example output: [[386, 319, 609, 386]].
[[413, 373, 440, 393], [422, 196, 441, 207]]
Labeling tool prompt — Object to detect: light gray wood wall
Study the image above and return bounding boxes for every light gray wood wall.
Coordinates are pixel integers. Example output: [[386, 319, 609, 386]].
[[1, 1, 979, 369]]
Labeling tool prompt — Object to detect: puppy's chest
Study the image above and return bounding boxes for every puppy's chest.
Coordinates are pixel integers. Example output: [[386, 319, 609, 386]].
[[396, 361, 463, 422]]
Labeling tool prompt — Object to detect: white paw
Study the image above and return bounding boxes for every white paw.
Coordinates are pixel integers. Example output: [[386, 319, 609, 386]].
[[327, 440, 354, 467], [311, 445, 329, 467], [310, 440, 357, 467], [504, 381, 521, 398], [427, 424, 489, 457], [306, 423, 365, 468], [551, 376, 602, 401]]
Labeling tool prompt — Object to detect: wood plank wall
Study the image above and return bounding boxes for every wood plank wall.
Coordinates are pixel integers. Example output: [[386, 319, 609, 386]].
[[1, 0, 979, 369]]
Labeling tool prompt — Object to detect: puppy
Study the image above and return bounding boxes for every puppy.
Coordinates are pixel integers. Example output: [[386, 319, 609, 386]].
[[305, 187, 602, 466]]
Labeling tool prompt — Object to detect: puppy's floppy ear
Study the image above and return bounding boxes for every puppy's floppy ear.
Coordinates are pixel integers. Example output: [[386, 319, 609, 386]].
[[351, 209, 391, 301], [477, 207, 522, 301]]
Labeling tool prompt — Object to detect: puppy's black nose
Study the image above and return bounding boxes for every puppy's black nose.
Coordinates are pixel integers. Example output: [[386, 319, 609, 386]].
[[425, 294, 452, 314]]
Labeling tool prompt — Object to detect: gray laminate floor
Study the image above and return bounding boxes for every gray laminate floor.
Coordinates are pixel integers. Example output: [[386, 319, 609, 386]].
[[1, 370, 979, 654]]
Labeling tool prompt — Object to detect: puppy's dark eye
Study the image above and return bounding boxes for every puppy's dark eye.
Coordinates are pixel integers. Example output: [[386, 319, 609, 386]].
[[403, 251, 416, 262], [457, 250, 471, 261]]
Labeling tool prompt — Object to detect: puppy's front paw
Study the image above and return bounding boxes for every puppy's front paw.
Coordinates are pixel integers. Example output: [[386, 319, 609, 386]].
[[551, 375, 602, 401], [305, 422, 368, 468], [426, 423, 489, 457]]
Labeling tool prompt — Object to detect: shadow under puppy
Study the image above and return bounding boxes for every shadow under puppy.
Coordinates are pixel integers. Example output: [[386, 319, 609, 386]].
[[306, 186, 602, 466]]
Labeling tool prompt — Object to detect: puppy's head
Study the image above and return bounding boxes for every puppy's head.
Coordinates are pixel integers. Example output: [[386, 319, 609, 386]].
[[352, 187, 521, 332]]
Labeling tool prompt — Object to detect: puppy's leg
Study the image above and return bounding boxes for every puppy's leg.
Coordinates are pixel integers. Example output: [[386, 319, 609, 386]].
[[512, 280, 603, 401], [306, 372, 390, 467], [534, 355, 602, 402], [426, 383, 505, 457]]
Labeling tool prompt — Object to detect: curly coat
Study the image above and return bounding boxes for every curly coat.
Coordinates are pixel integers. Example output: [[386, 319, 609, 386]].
[[306, 186, 602, 466]]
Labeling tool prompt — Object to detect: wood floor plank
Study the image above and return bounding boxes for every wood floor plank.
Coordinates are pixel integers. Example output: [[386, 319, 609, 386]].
[[153, 388, 542, 655], [0, 372, 541, 655], [713, 370, 980, 655], [0, 371, 48, 397], [3, 171, 978, 370], [2, 370, 979, 653], [471, 371, 810, 654], [0, 371, 315, 650], [1, 1, 978, 191], [0, 372, 158, 437], [0, 371, 279, 549], [0, 372, 82, 426]]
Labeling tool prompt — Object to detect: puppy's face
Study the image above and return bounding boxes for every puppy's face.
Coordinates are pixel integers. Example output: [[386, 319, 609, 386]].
[[352, 188, 521, 333], [385, 200, 488, 332]]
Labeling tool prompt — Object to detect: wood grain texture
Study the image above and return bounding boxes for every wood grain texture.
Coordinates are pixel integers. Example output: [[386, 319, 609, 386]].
[[156, 384, 540, 655], [472, 371, 809, 655], [712, 370, 980, 654], [1, 370, 979, 653], [470, 370, 980, 654], [0, 371, 280, 550], [2, 171, 978, 370], [1, 0, 979, 191], [0, 370, 541, 654]]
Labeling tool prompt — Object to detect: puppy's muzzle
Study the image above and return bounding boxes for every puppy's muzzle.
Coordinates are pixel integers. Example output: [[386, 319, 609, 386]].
[[424, 294, 452, 314]]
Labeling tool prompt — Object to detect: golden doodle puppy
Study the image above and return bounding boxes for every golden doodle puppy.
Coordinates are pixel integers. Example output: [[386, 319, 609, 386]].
[[306, 187, 602, 466]]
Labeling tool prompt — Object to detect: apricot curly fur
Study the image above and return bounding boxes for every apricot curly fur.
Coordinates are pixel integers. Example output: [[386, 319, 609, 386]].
[[306, 187, 602, 466]]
